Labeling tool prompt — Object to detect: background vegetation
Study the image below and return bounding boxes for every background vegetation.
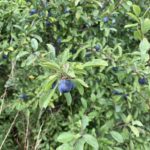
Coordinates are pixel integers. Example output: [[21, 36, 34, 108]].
[[0, 0, 150, 149]]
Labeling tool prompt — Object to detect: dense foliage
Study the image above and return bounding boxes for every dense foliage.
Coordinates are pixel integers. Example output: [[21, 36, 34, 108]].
[[0, 0, 150, 149]]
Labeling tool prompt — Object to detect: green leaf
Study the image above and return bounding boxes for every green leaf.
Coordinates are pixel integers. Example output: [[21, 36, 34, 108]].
[[129, 125, 140, 137], [64, 93, 72, 106], [13, 25, 24, 31], [110, 131, 124, 143], [24, 52, 40, 66], [132, 120, 143, 127], [62, 36, 72, 42], [134, 30, 142, 40], [39, 88, 56, 108], [124, 114, 132, 124], [83, 59, 108, 68], [81, 98, 87, 108], [129, 141, 135, 150], [75, 79, 88, 88], [44, 74, 58, 91], [40, 60, 60, 70], [47, 44, 56, 59], [139, 38, 150, 61], [114, 147, 123, 150], [31, 34, 43, 42], [127, 12, 139, 22], [132, 5, 141, 16], [67, 70, 76, 78], [31, 38, 38, 50], [16, 51, 29, 60], [56, 132, 75, 143], [56, 144, 73, 150], [75, 0, 80, 6], [141, 18, 150, 34], [76, 82, 84, 95], [60, 49, 70, 63], [75, 7, 82, 20], [124, 23, 138, 28], [74, 138, 85, 150], [83, 134, 99, 150], [81, 115, 89, 130]]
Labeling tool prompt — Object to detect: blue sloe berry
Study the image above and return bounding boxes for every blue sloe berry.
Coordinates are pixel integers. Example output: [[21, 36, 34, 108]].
[[122, 94, 129, 100], [19, 94, 28, 100], [46, 21, 51, 27], [70, 49, 76, 54], [112, 90, 122, 95], [52, 81, 57, 89], [112, 67, 118, 72], [64, 8, 70, 14], [94, 44, 101, 51], [58, 79, 75, 93], [57, 37, 62, 44], [29, 9, 37, 15], [103, 16, 109, 23], [2, 54, 8, 59], [85, 52, 91, 61], [138, 77, 147, 85], [48, 11, 51, 17]]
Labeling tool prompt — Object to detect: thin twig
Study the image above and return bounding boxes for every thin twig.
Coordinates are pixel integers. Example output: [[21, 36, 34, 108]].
[[143, 7, 150, 17], [34, 109, 44, 150], [34, 122, 44, 150], [0, 111, 19, 150], [24, 112, 30, 150], [0, 88, 7, 115]]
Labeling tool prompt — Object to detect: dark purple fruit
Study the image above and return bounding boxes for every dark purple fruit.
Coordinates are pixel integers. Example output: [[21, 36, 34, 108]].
[[19, 94, 28, 100], [138, 77, 147, 85], [2, 54, 8, 59], [64, 8, 70, 14], [58, 80, 75, 93], [94, 44, 101, 51], [112, 90, 122, 95], [103, 16, 109, 23], [112, 67, 118, 72], [46, 21, 51, 27], [57, 37, 62, 44], [29, 9, 37, 15]]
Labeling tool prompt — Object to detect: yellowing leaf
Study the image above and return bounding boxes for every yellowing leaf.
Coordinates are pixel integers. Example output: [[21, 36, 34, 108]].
[[7, 47, 14, 51], [28, 75, 35, 80]]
